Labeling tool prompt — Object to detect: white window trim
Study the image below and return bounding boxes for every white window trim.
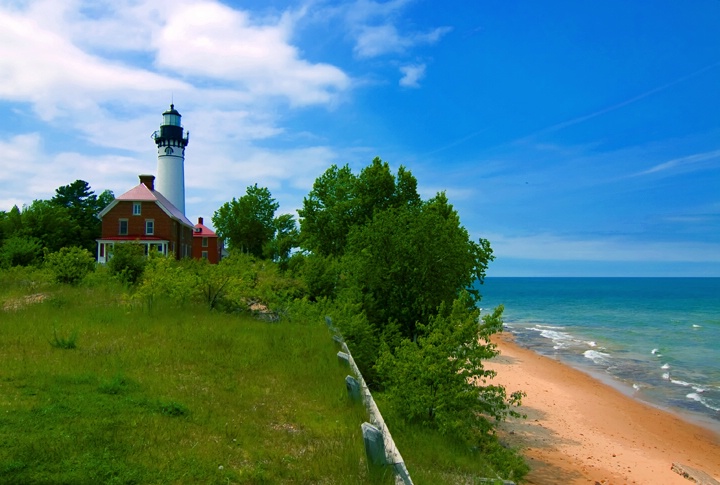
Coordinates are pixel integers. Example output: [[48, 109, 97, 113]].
[[133, 202, 141, 216], [145, 219, 155, 236]]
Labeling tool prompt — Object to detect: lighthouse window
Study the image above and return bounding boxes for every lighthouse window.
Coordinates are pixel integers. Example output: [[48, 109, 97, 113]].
[[202, 237, 208, 247], [119, 219, 128, 236], [133, 202, 141, 215], [164, 113, 180, 125], [145, 219, 155, 236]]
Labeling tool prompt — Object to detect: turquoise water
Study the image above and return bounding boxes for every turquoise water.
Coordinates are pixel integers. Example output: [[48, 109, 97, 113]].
[[478, 278, 720, 429]]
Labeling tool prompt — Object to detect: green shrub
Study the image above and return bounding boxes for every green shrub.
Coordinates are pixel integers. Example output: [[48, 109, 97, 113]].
[[0, 236, 43, 268], [44, 246, 96, 284], [107, 242, 146, 284]]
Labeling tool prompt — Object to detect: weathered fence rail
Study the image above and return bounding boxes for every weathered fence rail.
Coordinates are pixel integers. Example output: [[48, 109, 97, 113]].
[[326, 317, 413, 485]]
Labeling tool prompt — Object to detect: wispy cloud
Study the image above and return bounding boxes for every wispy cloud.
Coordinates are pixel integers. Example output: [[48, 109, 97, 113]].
[[399, 63, 426, 88], [354, 24, 451, 58], [518, 60, 720, 142], [633, 149, 720, 177]]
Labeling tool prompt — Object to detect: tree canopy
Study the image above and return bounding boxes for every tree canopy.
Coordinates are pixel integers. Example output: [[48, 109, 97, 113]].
[[298, 157, 420, 257], [213, 184, 298, 262], [341, 192, 493, 340], [0, 180, 112, 268]]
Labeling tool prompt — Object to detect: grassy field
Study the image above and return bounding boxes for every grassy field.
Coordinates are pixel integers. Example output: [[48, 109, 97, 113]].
[[0, 279, 386, 484], [0, 268, 526, 484]]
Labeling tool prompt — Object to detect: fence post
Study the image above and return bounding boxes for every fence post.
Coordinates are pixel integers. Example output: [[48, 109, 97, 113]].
[[361, 422, 388, 466]]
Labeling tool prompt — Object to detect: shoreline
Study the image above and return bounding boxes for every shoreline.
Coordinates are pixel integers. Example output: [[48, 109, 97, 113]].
[[488, 332, 720, 484]]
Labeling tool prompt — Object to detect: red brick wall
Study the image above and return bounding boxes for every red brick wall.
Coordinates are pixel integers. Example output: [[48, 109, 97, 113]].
[[101, 201, 193, 260], [192, 235, 221, 264]]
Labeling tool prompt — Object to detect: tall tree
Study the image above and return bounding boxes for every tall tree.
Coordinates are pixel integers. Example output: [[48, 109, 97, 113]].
[[213, 184, 279, 258], [20, 200, 80, 253], [51, 180, 112, 252], [264, 213, 299, 267], [298, 164, 357, 257], [298, 157, 420, 257], [341, 192, 493, 340]]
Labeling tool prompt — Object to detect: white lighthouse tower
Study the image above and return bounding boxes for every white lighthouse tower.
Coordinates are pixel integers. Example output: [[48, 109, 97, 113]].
[[152, 104, 189, 215]]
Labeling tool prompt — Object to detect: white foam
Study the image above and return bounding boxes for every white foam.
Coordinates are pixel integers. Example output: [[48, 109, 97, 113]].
[[692, 324, 702, 328], [661, 363, 670, 370], [651, 348, 659, 354], [583, 350, 611, 364], [671, 379, 692, 387], [530, 326, 575, 349], [632, 383, 642, 391], [662, 372, 670, 380], [686, 393, 720, 412], [587, 341, 597, 347]]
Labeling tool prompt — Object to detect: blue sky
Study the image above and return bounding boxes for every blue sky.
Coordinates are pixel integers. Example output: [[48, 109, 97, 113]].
[[1, 0, 719, 276]]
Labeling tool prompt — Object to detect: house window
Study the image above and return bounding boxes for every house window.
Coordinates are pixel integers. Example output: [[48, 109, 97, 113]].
[[119, 219, 128, 235], [145, 219, 154, 235], [201, 251, 208, 260], [133, 202, 141, 215], [202, 237, 208, 247]]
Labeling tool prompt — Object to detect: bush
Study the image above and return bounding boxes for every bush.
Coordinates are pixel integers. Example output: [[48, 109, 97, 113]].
[[0, 236, 43, 268], [107, 243, 146, 284], [376, 294, 524, 443], [44, 247, 95, 285]]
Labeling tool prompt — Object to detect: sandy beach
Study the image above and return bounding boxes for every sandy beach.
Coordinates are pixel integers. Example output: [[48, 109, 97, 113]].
[[488, 333, 720, 484]]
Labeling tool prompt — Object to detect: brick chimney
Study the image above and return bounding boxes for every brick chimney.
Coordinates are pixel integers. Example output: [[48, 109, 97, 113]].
[[139, 174, 155, 191], [198, 217, 203, 225]]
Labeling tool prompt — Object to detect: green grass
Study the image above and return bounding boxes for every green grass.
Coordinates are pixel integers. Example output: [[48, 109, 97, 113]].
[[379, 401, 529, 484], [0, 268, 528, 484], [0, 283, 382, 484]]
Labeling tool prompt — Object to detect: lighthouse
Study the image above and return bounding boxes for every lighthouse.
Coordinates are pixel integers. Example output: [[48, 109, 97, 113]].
[[152, 104, 189, 214]]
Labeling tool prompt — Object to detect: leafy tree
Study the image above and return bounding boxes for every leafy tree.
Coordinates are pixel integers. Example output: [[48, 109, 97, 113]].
[[263, 213, 299, 269], [0, 206, 23, 239], [213, 184, 279, 258], [290, 253, 341, 301], [20, 200, 79, 253], [44, 247, 96, 285], [97, 189, 115, 210], [376, 294, 524, 442], [51, 180, 112, 253], [341, 192, 493, 340], [298, 158, 420, 257], [298, 164, 357, 257]]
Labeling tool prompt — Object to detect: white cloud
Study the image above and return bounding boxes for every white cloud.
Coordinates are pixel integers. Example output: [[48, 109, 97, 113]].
[[0, 131, 147, 208], [634, 149, 720, 177], [0, 2, 190, 120], [399, 63, 426, 88], [354, 24, 451, 58], [154, 2, 349, 106]]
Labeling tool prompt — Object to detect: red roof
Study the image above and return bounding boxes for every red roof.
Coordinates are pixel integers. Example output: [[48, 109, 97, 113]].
[[193, 220, 217, 237], [98, 183, 194, 229]]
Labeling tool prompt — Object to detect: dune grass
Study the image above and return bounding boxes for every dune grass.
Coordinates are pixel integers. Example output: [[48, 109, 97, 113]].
[[0, 282, 386, 484]]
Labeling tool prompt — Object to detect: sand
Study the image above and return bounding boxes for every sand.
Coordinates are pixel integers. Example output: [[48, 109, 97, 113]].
[[487, 333, 720, 485]]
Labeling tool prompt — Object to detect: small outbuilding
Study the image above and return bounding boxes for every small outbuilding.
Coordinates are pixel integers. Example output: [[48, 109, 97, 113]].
[[192, 217, 223, 264]]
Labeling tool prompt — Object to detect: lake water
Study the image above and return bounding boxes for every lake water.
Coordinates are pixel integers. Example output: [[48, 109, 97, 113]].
[[478, 277, 720, 431]]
